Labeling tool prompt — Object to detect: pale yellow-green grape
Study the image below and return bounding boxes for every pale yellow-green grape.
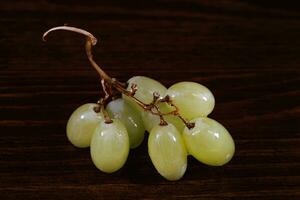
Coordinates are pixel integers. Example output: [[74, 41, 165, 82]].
[[183, 117, 235, 166], [166, 82, 215, 120], [148, 124, 187, 181], [122, 76, 167, 112], [90, 119, 129, 173], [165, 116, 185, 132], [66, 103, 103, 148], [141, 110, 160, 133], [142, 102, 185, 133], [106, 98, 145, 148]]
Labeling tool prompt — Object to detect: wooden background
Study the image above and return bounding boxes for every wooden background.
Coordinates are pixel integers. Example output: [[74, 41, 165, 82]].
[[1, 0, 300, 199]]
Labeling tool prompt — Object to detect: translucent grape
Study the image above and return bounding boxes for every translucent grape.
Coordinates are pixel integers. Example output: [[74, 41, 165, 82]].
[[106, 98, 145, 148], [90, 119, 129, 173], [122, 76, 167, 112], [183, 117, 235, 166], [142, 102, 185, 133], [164, 115, 185, 132], [66, 103, 103, 148], [166, 82, 215, 120], [141, 110, 160, 133], [148, 124, 187, 181]]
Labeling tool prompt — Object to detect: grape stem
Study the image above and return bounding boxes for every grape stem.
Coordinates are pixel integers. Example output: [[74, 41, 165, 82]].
[[43, 25, 195, 129]]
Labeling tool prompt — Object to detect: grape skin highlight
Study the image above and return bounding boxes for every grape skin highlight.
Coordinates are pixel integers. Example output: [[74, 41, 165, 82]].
[[166, 82, 215, 120], [148, 124, 187, 181], [66, 103, 103, 148], [106, 98, 145, 149], [90, 119, 129, 173], [183, 117, 235, 166]]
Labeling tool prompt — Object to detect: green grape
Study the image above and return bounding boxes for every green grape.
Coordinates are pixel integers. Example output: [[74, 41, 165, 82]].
[[163, 102, 185, 132], [142, 102, 185, 133], [183, 117, 235, 166], [90, 119, 129, 173], [141, 110, 160, 133], [66, 103, 103, 148], [106, 98, 145, 149], [166, 82, 215, 120], [164, 115, 185, 132], [148, 124, 187, 181], [122, 76, 167, 112]]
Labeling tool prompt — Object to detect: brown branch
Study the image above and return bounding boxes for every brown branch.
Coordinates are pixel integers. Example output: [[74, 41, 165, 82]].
[[158, 95, 195, 129], [43, 25, 194, 129], [42, 25, 111, 81], [100, 103, 113, 124], [85, 40, 111, 82]]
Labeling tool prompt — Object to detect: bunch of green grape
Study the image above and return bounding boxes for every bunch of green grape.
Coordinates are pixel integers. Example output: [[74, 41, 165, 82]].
[[43, 25, 235, 181], [67, 76, 235, 181]]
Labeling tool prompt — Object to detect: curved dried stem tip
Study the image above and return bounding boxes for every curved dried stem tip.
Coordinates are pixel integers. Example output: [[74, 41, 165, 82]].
[[42, 26, 98, 45], [42, 25, 112, 81]]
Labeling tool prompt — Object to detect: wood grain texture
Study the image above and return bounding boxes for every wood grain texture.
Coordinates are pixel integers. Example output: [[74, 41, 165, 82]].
[[1, 0, 300, 199]]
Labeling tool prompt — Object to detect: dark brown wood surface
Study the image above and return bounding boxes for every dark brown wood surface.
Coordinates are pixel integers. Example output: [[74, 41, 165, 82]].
[[1, 0, 300, 199]]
